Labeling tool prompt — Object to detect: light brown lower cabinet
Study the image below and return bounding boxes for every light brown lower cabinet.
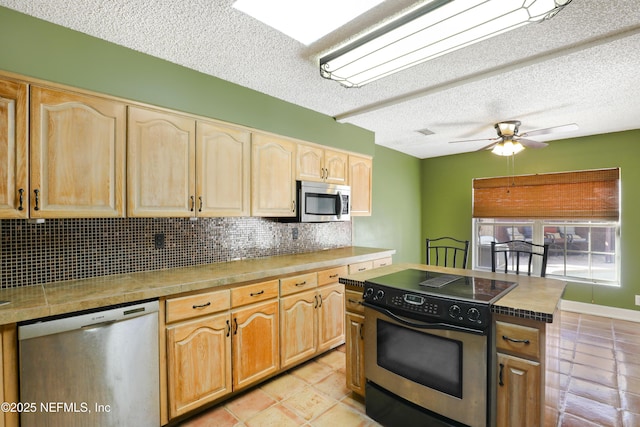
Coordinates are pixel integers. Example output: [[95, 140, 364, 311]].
[[345, 312, 365, 396], [496, 353, 541, 427], [344, 257, 392, 396], [231, 300, 280, 390], [0, 324, 18, 427], [494, 312, 558, 427], [280, 282, 345, 370], [166, 312, 232, 418]]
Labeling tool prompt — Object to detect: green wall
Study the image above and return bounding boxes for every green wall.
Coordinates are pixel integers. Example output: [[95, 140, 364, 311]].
[[421, 130, 640, 311], [0, 6, 421, 263], [354, 145, 423, 263]]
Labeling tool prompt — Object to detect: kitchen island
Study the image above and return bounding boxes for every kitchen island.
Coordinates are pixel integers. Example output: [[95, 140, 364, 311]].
[[339, 263, 566, 427]]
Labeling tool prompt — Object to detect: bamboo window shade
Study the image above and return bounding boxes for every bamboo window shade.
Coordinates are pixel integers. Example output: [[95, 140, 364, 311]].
[[473, 168, 620, 220]]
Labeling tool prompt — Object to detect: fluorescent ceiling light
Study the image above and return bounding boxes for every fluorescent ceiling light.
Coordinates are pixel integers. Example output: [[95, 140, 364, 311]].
[[233, 0, 384, 46], [320, 0, 572, 87]]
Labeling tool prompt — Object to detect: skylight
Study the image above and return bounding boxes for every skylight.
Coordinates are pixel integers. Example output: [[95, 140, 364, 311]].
[[232, 0, 384, 46]]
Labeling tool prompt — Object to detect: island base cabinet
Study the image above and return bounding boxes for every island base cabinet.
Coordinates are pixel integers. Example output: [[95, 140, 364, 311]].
[[232, 300, 279, 390], [345, 313, 365, 396], [496, 353, 541, 427], [166, 313, 232, 419]]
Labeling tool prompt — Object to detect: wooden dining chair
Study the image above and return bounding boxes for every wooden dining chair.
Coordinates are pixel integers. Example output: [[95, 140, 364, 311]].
[[426, 237, 470, 269], [491, 240, 549, 277]]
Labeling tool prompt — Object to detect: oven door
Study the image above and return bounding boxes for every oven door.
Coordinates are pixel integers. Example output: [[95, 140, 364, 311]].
[[364, 305, 488, 427]]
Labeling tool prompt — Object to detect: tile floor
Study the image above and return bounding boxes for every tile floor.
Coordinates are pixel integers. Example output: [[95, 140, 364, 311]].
[[180, 311, 640, 427]]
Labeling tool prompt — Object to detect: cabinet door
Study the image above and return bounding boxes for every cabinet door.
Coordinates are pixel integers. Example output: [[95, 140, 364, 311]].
[[196, 121, 250, 216], [280, 290, 317, 369], [324, 149, 348, 185], [30, 86, 126, 217], [317, 284, 345, 352], [166, 313, 232, 418], [345, 312, 365, 396], [496, 353, 541, 427], [0, 79, 28, 219], [251, 134, 296, 216], [296, 144, 323, 182], [232, 300, 279, 389], [128, 106, 196, 217], [348, 155, 372, 216]]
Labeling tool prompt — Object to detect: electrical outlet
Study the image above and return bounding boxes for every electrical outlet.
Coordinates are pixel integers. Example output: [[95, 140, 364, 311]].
[[154, 233, 165, 249], [636, 295, 640, 306], [292, 228, 299, 240]]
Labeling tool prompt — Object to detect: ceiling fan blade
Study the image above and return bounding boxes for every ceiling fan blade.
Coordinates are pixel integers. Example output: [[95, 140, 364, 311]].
[[517, 138, 548, 148], [519, 123, 578, 138], [477, 141, 500, 151], [449, 137, 498, 144]]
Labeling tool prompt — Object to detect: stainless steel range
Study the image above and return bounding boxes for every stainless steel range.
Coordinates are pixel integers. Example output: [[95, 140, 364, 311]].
[[363, 269, 517, 427]]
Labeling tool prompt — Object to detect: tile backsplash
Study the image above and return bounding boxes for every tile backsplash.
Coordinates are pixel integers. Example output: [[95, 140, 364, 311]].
[[0, 217, 352, 288]]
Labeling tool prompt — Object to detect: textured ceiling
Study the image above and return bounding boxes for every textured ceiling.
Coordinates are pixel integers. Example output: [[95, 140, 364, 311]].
[[3, 0, 640, 158]]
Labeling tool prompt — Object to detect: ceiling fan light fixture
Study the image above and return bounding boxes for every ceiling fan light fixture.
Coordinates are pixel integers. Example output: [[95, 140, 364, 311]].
[[320, 0, 572, 87], [492, 139, 525, 156]]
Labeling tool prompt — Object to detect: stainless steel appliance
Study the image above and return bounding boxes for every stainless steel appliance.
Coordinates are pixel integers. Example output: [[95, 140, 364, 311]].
[[295, 180, 350, 222], [363, 269, 517, 427], [18, 300, 160, 427]]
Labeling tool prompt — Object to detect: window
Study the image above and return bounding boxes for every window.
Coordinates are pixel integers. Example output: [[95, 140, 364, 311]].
[[474, 219, 619, 285], [472, 168, 620, 286]]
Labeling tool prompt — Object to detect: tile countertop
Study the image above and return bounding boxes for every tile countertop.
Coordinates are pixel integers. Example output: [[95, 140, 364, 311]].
[[0, 246, 395, 325], [339, 263, 567, 323]]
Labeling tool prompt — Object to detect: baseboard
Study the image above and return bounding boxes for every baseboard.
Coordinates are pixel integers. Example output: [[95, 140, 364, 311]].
[[560, 299, 640, 322]]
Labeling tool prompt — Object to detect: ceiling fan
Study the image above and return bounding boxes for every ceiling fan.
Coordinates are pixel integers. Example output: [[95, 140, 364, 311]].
[[450, 120, 578, 156]]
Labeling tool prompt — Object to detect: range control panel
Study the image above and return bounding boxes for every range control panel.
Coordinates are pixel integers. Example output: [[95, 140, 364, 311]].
[[363, 283, 491, 331]]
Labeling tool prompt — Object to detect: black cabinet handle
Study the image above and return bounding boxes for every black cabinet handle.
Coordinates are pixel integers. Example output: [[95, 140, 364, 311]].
[[314, 295, 319, 309], [348, 298, 364, 306], [226, 320, 231, 337], [295, 281, 307, 287], [499, 363, 505, 386], [250, 290, 264, 297], [360, 323, 365, 340], [502, 335, 530, 345], [198, 196, 203, 212], [192, 301, 211, 309], [318, 294, 323, 308], [233, 318, 238, 335], [18, 188, 24, 211], [190, 196, 195, 212], [33, 189, 40, 211]]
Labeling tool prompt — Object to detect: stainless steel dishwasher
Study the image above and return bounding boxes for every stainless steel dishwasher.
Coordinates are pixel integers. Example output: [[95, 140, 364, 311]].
[[18, 300, 160, 427]]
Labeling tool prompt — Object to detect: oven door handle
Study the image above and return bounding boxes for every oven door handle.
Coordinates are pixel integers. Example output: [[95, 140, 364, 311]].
[[364, 303, 487, 336]]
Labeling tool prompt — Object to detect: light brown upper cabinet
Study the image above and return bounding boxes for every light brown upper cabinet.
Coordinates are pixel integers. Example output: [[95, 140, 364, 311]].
[[196, 121, 250, 217], [30, 86, 126, 218], [297, 144, 348, 185], [251, 133, 296, 217], [0, 78, 28, 219], [127, 106, 196, 217], [348, 155, 373, 216]]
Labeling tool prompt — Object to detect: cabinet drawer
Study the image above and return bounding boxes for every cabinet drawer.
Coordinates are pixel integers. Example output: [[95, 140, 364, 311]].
[[373, 257, 392, 269], [318, 266, 347, 287], [348, 261, 373, 274], [280, 273, 317, 296], [345, 289, 365, 314], [232, 280, 279, 307], [496, 321, 541, 360], [166, 289, 230, 324]]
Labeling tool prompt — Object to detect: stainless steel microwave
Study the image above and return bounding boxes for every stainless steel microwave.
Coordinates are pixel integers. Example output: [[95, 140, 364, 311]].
[[296, 181, 350, 222]]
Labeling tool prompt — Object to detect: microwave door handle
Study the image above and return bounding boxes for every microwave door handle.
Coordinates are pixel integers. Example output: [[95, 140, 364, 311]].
[[336, 191, 343, 219], [364, 303, 486, 336]]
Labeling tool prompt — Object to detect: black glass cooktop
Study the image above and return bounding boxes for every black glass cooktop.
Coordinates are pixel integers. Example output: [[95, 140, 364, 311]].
[[365, 269, 517, 304]]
